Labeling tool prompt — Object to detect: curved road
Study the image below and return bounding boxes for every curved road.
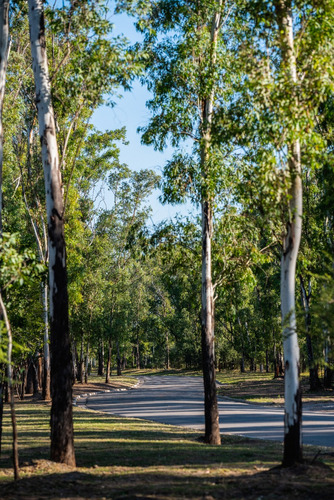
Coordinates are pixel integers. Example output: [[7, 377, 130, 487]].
[[79, 375, 334, 447]]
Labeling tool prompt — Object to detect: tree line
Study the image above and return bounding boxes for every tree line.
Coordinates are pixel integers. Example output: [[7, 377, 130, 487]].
[[0, 0, 333, 474]]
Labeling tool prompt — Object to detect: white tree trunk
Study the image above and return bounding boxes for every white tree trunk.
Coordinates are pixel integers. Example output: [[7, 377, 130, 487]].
[[42, 281, 51, 399], [28, 0, 75, 466], [277, 0, 303, 465], [199, 3, 223, 446], [0, 292, 19, 479], [0, 0, 9, 232]]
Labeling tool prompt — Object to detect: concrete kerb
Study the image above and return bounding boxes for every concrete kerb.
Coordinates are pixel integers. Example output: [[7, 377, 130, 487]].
[[73, 377, 144, 409]]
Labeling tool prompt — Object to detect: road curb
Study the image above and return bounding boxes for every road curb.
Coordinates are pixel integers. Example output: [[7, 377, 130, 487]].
[[73, 377, 143, 408]]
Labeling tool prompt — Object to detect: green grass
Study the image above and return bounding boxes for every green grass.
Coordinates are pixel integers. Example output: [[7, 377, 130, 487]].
[[84, 373, 138, 387], [1, 399, 334, 499]]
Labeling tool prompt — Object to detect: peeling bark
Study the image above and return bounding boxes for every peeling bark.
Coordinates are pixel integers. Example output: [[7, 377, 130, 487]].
[[28, 0, 75, 466]]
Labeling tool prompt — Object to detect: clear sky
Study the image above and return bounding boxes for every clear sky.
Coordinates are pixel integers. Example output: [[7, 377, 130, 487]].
[[91, 5, 195, 227]]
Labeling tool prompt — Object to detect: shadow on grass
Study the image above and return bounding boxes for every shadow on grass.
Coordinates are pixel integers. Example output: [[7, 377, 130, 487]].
[[1, 461, 334, 499], [1, 403, 334, 499]]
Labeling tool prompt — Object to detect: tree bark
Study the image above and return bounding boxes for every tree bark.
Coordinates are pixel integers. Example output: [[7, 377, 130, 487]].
[[0, 293, 19, 479], [199, 4, 222, 447], [136, 333, 140, 369], [201, 200, 220, 444], [28, 0, 75, 466], [166, 330, 170, 370], [116, 340, 122, 376], [0, 378, 4, 455], [79, 335, 84, 384], [324, 338, 333, 388], [84, 341, 89, 384], [105, 338, 112, 383], [0, 0, 9, 233], [42, 282, 51, 399], [277, 1, 303, 466], [98, 340, 104, 376]]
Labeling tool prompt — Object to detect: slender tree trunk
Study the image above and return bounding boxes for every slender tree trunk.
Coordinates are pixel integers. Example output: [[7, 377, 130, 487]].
[[116, 340, 122, 376], [265, 349, 269, 373], [276, 0, 303, 466], [20, 362, 28, 400], [166, 330, 170, 370], [98, 340, 104, 376], [199, 4, 222, 446], [201, 199, 220, 444], [105, 338, 112, 383], [324, 337, 333, 388], [28, 0, 75, 466], [79, 335, 84, 384], [84, 341, 89, 384], [0, 0, 9, 457], [0, 293, 19, 479], [136, 333, 140, 369], [0, 0, 9, 234], [42, 282, 51, 399], [0, 377, 4, 455]]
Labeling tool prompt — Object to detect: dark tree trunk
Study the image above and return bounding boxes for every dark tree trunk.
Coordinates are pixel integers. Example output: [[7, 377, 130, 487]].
[[20, 364, 28, 400], [26, 362, 34, 394], [84, 341, 89, 384], [324, 361, 333, 389], [0, 380, 3, 455], [166, 331, 170, 370], [136, 334, 140, 369], [26, 360, 39, 395], [201, 201, 220, 444], [240, 354, 245, 373], [98, 340, 104, 376], [105, 339, 112, 383], [265, 349, 270, 373], [78, 335, 84, 384], [43, 356, 51, 400], [274, 349, 284, 378], [116, 341, 122, 376], [37, 354, 43, 390]]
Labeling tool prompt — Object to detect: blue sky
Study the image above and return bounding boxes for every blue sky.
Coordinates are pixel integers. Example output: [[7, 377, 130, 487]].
[[91, 5, 194, 226]]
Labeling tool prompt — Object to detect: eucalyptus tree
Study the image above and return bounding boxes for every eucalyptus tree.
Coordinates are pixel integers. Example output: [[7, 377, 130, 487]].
[[118, 0, 241, 445], [225, 0, 334, 465], [0, 0, 10, 455], [28, 0, 76, 466], [0, 0, 9, 234]]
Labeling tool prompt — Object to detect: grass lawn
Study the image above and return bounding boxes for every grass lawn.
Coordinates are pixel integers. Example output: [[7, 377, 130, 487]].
[[0, 391, 334, 499]]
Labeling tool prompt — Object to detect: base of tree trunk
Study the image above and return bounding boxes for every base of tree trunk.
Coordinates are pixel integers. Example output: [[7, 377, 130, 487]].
[[283, 387, 302, 466]]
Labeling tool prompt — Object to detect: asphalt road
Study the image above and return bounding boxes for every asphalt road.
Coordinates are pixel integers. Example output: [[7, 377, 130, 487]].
[[79, 375, 334, 447]]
